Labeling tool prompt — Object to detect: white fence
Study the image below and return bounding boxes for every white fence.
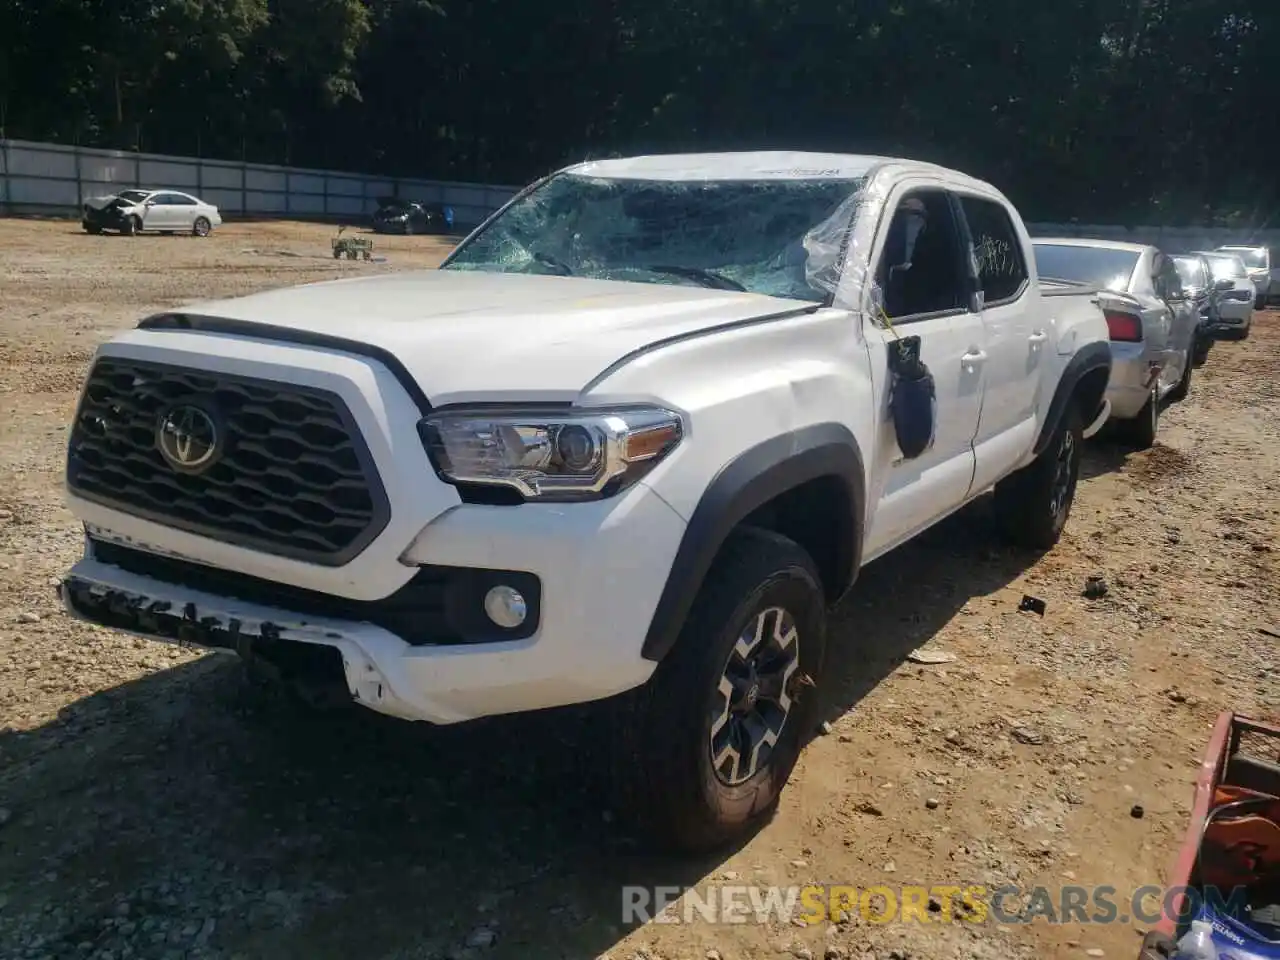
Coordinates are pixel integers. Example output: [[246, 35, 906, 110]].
[[3, 136, 1278, 251], [0, 138, 520, 228]]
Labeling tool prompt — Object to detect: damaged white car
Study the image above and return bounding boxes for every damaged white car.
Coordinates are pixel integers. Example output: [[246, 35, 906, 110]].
[[60, 151, 1112, 852], [82, 189, 222, 237]]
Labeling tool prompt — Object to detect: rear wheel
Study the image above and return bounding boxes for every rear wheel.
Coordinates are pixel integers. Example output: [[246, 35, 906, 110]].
[[193, 216, 212, 238], [1118, 384, 1159, 450], [994, 403, 1083, 550], [1192, 336, 1211, 368], [1167, 355, 1193, 403], [612, 527, 827, 853]]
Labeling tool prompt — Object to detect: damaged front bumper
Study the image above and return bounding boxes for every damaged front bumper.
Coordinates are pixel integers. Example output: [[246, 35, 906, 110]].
[[60, 557, 429, 722]]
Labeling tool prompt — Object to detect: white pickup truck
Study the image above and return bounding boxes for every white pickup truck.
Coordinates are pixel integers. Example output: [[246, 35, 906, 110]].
[[60, 152, 1112, 852]]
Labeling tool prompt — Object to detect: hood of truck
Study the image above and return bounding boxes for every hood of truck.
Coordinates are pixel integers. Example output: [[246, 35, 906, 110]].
[[161, 270, 812, 404]]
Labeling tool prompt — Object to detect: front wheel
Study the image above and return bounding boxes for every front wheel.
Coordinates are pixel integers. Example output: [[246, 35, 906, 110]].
[[612, 527, 827, 853], [122, 216, 141, 237], [993, 403, 1084, 550]]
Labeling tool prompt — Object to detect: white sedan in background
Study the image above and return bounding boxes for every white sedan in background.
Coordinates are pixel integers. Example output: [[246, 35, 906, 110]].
[[82, 189, 223, 237]]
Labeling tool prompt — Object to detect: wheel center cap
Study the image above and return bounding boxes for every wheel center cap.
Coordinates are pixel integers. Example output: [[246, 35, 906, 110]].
[[743, 683, 760, 710]]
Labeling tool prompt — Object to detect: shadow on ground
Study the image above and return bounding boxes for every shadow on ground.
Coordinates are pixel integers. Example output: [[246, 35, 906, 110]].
[[0, 497, 1042, 960]]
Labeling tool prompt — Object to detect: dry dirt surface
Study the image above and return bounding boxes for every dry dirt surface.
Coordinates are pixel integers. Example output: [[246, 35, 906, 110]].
[[0, 218, 1277, 960]]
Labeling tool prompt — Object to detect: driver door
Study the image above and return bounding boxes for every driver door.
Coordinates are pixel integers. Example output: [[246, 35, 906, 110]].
[[862, 187, 987, 560]]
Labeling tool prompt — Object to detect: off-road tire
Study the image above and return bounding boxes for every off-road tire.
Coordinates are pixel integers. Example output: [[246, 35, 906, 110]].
[[994, 403, 1084, 550], [1117, 384, 1159, 450], [1167, 356, 1193, 404], [611, 526, 828, 854]]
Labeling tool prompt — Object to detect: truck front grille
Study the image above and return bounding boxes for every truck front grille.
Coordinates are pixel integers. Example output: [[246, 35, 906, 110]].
[[67, 357, 389, 565]]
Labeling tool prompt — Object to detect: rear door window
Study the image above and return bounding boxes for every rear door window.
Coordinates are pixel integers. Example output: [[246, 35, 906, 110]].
[[958, 196, 1028, 304]]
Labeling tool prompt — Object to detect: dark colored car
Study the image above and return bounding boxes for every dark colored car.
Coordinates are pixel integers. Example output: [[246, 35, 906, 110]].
[[371, 198, 454, 235], [1171, 253, 1225, 367]]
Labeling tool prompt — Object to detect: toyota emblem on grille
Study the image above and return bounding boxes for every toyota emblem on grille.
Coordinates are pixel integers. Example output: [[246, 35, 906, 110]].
[[156, 403, 220, 473]]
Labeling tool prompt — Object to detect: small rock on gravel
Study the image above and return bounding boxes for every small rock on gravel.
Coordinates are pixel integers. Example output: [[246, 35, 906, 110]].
[[1011, 726, 1044, 745], [1082, 576, 1108, 599], [15, 611, 41, 624], [925, 798, 939, 810], [1130, 804, 1145, 819]]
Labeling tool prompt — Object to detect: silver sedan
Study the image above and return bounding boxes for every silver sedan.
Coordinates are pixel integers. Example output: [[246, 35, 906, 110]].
[[1194, 251, 1255, 340], [1032, 238, 1200, 450]]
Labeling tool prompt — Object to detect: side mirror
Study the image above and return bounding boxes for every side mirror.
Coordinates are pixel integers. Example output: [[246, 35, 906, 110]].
[[1214, 277, 1235, 292]]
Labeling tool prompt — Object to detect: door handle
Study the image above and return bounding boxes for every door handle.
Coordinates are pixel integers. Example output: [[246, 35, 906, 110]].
[[1028, 331, 1048, 344]]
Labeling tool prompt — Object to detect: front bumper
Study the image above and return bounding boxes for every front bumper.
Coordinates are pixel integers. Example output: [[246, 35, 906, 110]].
[[1207, 299, 1253, 330], [82, 207, 129, 231], [61, 482, 682, 725], [1105, 342, 1161, 420]]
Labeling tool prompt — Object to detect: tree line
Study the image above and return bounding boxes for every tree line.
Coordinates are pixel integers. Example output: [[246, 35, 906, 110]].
[[2, 0, 1276, 226]]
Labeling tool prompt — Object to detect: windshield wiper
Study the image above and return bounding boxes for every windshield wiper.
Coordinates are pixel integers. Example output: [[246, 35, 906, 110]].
[[645, 264, 746, 292], [530, 251, 573, 276]]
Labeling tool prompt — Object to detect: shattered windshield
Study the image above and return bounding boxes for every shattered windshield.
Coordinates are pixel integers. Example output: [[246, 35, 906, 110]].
[[441, 173, 866, 302], [117, 190, 149, 204]]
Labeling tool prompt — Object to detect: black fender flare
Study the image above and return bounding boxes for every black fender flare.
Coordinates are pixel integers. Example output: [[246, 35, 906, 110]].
[[641, 422, 866, 663], [1032, 341, 1112, 457]]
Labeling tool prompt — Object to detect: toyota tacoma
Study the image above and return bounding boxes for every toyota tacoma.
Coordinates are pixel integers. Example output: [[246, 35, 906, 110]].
[[60, 152, 1112, 852]]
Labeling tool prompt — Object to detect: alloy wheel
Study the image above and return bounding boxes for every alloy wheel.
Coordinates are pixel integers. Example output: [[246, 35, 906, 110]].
[[708, 606, 801, 786]]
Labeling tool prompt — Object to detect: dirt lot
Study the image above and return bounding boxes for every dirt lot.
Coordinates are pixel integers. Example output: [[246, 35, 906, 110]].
[[0, 218, 1276, 960]]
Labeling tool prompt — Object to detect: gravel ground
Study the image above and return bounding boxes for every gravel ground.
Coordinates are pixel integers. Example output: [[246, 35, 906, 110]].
[[0, 218, 1276, 960]]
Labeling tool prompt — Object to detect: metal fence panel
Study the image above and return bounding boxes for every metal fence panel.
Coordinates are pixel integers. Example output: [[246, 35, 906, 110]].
[[1, 137, 519, 227], [4, 137, 1279, 246]]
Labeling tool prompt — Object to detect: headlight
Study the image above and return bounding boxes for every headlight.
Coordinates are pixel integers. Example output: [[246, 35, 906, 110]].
[[419, 406, 683, 501]]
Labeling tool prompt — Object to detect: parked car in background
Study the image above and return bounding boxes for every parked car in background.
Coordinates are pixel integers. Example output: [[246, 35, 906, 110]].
[[1032, 238, 1198, 449], [1214, 244, 1271, 308], [82, 189, 222, 237], [1195, 251, 1254, 339], [371, 198, 454, 234], [1171, 253, 1225, 368], [59, 151, 1114, 852]]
